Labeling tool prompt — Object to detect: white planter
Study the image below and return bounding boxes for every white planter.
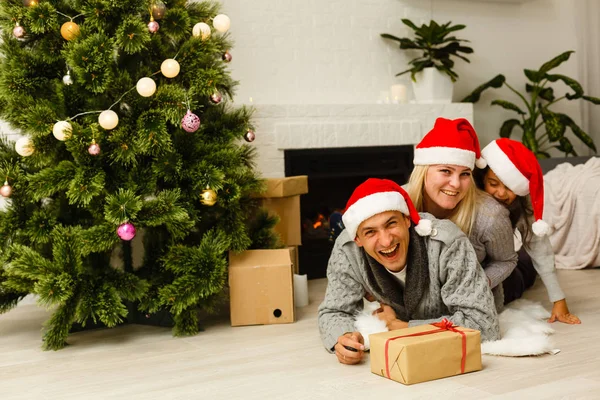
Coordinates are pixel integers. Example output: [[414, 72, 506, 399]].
[[412, 67, 454, 104]]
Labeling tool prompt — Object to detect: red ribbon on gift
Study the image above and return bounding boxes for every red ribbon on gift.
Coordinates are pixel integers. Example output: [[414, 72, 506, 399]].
[[384, 318, 467, 379]]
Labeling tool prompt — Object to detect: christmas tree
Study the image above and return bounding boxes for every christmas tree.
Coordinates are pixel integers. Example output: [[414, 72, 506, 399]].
[[0, 0, 270, 350]]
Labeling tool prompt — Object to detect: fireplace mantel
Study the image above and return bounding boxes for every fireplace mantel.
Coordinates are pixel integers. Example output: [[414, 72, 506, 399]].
[[250, 103, 473, 178]]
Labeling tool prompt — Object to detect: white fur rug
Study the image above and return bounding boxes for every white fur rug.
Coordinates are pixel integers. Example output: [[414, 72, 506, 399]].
[[482, 299, 560, 357], [355, 299, 559, 357]]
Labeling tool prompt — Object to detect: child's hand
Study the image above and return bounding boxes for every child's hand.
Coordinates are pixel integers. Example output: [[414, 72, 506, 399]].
[[549, 299, 581, 324]]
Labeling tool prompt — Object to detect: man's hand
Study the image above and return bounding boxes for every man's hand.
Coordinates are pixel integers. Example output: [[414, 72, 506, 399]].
[[334, 332, 365, 365], [549, 299, 581, 324], [374, 303, 409, 330]]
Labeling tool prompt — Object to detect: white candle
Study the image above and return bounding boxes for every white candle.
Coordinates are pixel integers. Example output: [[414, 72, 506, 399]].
[[390, 84, 407, 104], [293, 274, 309, 307]]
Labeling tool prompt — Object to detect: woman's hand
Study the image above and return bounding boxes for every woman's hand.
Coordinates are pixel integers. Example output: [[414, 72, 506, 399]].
[[548, 299, 581, 324]]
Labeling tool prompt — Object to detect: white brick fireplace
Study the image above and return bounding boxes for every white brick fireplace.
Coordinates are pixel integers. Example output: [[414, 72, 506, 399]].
[[250, 103, 474, 178]]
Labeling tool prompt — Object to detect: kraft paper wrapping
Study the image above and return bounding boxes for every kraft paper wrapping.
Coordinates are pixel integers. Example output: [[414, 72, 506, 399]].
[[370, 322, 482, 385]]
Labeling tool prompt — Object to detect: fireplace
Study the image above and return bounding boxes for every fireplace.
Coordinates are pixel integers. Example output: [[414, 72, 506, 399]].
[[285, 145, 414, 279]]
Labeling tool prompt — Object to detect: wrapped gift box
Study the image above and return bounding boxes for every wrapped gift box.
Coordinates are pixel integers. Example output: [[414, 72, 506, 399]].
[[369, 320, 482, 385]]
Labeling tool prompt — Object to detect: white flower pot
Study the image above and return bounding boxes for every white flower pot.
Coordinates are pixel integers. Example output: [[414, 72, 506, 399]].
[[412, 67, 454, 104]]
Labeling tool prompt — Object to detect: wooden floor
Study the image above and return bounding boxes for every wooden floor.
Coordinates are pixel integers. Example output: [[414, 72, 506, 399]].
[[1, 268, 599, 400]]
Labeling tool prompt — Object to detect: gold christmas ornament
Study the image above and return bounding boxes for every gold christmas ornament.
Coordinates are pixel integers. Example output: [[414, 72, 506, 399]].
[[151, 1, 167, 20], [136, 77, 157, 97], [161, 59, 180, 78], [200, 188, 217, 206], [15, 137, 34, 157], [192, 22, 211, 40], [60, 21, 80, 41], [98, 110, 119, 130], [213, 14, 231, 33], [52, 120, 72, 141], [23, 0, 38, 6]]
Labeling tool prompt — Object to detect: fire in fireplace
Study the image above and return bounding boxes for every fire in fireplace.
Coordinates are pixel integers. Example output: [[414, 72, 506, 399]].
[[285, 145, 414, 279]]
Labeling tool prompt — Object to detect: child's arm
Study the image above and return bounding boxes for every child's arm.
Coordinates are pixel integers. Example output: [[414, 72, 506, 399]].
[[521, 221, 581, 324]]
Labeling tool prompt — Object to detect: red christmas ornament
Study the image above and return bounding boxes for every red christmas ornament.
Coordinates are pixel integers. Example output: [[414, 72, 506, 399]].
[[210, 92, 222, 104], [148, 20, 160, 33], [117, 222, 136, 241], [244, 129, 255, 142], [222, 51, 232, 63], [181, 110, 200, 132]]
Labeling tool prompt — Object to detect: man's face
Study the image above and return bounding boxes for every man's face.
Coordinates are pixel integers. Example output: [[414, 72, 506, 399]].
[[354, 211, 411, 272]]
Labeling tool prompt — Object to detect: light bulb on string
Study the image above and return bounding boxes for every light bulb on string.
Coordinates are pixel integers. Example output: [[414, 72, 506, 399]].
[[98, 110, 119, 130], [213, 14, 230, 33]]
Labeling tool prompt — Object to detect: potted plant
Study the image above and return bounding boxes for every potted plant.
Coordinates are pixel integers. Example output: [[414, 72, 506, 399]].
[[462, 51, 598, 158], [381, 19, 473, 104]]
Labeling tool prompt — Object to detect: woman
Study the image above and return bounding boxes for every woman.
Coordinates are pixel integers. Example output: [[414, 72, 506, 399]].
[[478, 138, 580, 324], [405, 118, 518, 309]]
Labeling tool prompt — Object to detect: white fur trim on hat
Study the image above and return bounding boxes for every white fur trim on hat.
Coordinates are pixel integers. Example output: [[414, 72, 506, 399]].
[[481, 140, 529, 196], [342, 191, 408, 239], [414, 147, 476, 169], [532, 219, 550, 236]]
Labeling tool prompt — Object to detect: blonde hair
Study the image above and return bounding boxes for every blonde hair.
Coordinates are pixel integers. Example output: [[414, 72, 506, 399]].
[[406, 165, 482, 236]]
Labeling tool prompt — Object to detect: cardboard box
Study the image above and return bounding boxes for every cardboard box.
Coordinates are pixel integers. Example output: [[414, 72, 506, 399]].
[[255, 176, 308, 246], [370, 322, 482, 385], [261, 176, 308, 198], [287, 246, 299, 275], [228, 249, 295, 326]]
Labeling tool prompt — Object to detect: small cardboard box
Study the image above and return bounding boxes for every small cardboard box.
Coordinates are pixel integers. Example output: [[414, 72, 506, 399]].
[[287, 246, 299, 274], [370, 323, 482, 385], [255, 176, 308, 246], [228, 249, 295, 326]]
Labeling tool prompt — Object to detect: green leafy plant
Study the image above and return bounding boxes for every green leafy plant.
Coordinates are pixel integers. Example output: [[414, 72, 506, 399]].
[[462, 51, 599, 157], [381, 19, 473, 82]]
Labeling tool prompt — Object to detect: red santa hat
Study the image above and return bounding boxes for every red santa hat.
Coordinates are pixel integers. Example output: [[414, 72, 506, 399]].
[[413, 118, 487, 170], [342, 178, 432, 239], [481, 138, 550, 236]]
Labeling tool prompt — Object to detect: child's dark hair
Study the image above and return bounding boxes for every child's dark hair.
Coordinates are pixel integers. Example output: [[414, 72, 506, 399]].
[[474, 167, 534, 246]]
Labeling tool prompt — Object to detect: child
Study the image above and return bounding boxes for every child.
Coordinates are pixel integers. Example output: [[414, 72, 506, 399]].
[[479, 138, 581, 324]]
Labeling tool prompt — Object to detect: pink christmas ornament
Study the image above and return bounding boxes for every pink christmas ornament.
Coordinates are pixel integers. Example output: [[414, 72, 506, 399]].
[[88, 142, 101, 155], [117, 222, 136, 241], [148, 20, 160, 33], [13, 25, 25, 38], [0, 181, 12, 198], [181, 110, 200, 133], [210, 92, 222, 104], [222, 51, 232, 63], [244, 129, 255, 142]]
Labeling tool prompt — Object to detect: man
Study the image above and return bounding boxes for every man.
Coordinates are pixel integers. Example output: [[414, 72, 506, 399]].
[[318, 178, 500, 365]]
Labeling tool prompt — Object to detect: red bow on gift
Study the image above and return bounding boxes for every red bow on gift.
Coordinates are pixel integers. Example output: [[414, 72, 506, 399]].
[[384, 318, 467, 379], [433, 318, 456, 330]]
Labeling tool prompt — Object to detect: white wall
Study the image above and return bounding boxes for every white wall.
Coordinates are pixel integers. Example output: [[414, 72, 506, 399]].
[[220, 0, 595, 154]]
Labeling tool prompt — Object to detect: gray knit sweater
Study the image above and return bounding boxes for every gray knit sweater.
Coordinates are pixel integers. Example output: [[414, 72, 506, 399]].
[[468, 194, 518, 307], [318, 213, 501, 352], [517, 213, 565, 303]]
